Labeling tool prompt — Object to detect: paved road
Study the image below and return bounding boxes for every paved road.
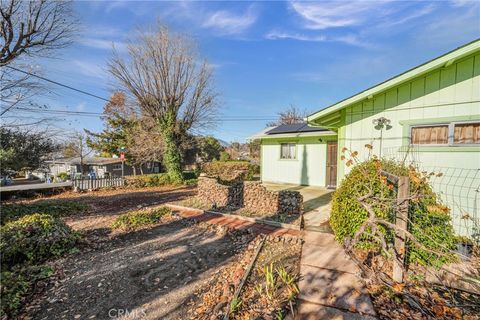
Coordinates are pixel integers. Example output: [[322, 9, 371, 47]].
[[0, 182, 72, 192]]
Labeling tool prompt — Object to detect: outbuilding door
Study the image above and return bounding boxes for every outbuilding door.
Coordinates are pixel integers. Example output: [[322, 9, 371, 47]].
[[326, 142, 338, 188]]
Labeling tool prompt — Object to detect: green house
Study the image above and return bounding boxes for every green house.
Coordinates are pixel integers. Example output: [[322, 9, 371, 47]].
[[253, 39, 480, 237]]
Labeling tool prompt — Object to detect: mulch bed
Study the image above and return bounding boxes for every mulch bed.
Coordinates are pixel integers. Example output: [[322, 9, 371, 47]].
[[353, 250, 480, 320], [184, 237, 302, 319]]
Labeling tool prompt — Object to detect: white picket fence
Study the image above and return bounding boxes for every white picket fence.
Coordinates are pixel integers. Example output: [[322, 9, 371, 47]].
[[72, 177, 125, 190]]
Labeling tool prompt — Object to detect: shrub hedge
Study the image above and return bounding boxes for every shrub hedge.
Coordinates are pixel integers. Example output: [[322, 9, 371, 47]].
[[0, 213, 78, 267], [1, 201, 88, 225], [330, 159, 457, 267], [201, 160, 260, 182], [112, 207, 172, 230], [124, 172, 198, 188]]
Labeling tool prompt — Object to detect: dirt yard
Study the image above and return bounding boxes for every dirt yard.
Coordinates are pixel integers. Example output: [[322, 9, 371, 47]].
[[18, 187, 254, 320]]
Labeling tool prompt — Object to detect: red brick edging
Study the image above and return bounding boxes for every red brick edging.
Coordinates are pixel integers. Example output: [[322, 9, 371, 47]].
[[166, 204, 301, 238]]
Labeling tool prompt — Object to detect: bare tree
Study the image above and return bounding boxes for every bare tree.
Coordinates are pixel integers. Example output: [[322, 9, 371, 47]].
[[0, 0, 77, 125], [0, 0, 76, 66], [63, 132, 92, 175], [267, 104, 308, 127], [108, 23, 219, 181]]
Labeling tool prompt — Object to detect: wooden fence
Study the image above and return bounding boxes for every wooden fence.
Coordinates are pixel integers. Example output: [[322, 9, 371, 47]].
[[73, 177, 125, 191]]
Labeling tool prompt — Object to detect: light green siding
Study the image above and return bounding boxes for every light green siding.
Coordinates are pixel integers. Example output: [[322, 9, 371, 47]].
[[311, 50, 480, 237], [260, 136, 337, 187]]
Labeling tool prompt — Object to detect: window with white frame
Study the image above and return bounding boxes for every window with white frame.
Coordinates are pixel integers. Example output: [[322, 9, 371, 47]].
[[410, 121, 480, 145], [280, 143, 296, 159]]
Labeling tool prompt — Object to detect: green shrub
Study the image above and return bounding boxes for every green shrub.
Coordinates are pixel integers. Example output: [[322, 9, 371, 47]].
[[56, 172, 69, 180], [1, 264, 54, 318], [201, 161, 258, 182], [219, 151, 231, 161], [125, 172, 197, 188], [331, 159, 457, 267], [182, 171, 198, 180], [125, 173, 174, 188], [0, 214, 78, 267], [1, 201, 88, 225], [112, 207, 172, 230]]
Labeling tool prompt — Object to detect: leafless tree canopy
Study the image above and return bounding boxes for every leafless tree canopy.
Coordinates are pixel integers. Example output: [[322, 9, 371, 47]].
[[0, 0, 77, 127], [108, 24, 219, 134], [0, 0, 77, 66], [267, 104, 308, 127]]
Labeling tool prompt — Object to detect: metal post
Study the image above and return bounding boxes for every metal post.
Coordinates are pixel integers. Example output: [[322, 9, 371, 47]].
[[121, 160, 124, 178], [393, 176, 410, 283]]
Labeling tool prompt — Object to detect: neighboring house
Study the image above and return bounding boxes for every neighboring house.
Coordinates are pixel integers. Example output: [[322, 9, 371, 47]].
[[253, 39, 480, 237], [45, 157, 161, 178]]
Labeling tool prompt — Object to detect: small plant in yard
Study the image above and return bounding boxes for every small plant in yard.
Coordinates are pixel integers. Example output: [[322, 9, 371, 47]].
[[0, 213, 79, 267], [229, 298, 242, 314], [112, 207, 172, 230], [255, 262, 299, 302], [1, 201, 89, 225]]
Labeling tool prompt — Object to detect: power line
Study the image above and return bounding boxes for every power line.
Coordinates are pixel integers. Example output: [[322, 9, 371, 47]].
[[11, 107, 278, 121], [5, 65, 110, 102]]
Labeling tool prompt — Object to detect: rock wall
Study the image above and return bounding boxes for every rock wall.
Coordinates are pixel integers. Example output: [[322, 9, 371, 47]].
[[197, 177, 243, 209], [197, 177, 303, 215], [243, 182, 303, 215]]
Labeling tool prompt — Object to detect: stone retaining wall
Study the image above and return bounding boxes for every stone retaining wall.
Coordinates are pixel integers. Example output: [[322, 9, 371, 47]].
[[197, 177, 303, 215], [197, 177, 243, 209], [244, 182, 303, 215]]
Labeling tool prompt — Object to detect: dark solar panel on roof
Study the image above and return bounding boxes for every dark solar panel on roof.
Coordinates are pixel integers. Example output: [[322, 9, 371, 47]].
[[266, 123, 328, 135]]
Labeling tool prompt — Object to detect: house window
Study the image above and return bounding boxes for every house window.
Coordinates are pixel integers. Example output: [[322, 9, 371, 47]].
[[453, 122, 480, 144], [411, 125, 449, 145], [112, 164, 122, 170], [280, 143, 296, 159], [410, 121, 480, 145]]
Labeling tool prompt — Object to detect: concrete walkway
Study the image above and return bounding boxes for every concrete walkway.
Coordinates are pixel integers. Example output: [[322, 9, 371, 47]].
[[297, 231, 377, 319], [262, 183, 334, 232]]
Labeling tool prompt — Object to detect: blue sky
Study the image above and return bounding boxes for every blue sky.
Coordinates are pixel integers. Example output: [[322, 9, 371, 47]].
[[28, 0, 480, 142]]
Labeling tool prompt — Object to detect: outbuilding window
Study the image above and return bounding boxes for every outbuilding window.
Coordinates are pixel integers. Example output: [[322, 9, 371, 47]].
[[454, 122, 480, 144], [280, 143, 296, 159], [411, 125, 449, 145], [410, 121, 480, 145]]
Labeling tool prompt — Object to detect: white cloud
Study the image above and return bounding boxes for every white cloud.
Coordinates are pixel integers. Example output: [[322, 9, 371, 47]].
[[71, 60, 107, 80], [75, 102, 86, 112], [265, 30, 367, 47], [265, 31, 327, 41], [79, 38, 127, 52], [290, 1, 382, 30], [203, 5, 258, 35]]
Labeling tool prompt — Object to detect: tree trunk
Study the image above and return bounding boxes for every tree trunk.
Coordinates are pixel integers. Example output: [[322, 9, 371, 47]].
[[159, 113, 183, 182]]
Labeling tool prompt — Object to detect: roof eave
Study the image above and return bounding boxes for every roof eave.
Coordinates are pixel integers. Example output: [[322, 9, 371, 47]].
[[250, 130, 337, 141]]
